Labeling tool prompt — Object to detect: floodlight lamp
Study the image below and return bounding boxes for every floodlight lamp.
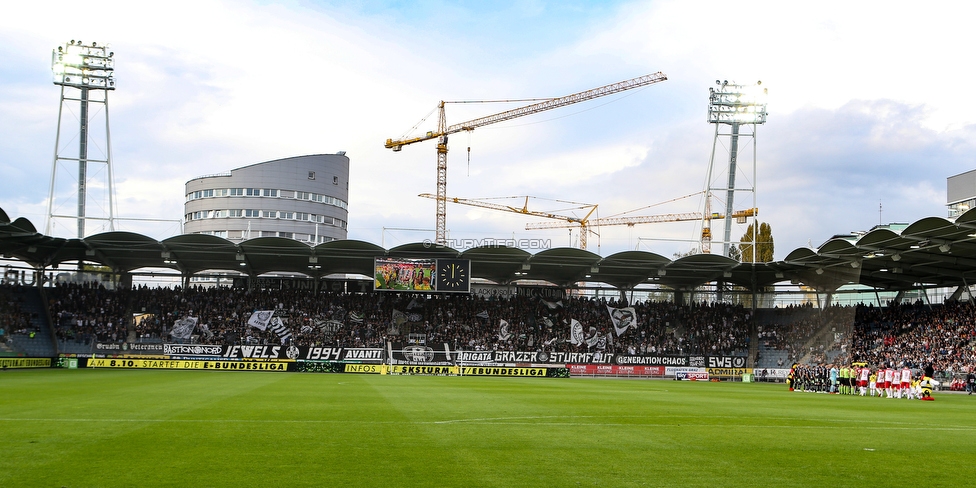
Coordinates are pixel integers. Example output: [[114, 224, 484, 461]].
[[52, 40, 115, 90], [815, 268, 824, 275], [939, 243, 951, 253], [891, 253, 902, 261]]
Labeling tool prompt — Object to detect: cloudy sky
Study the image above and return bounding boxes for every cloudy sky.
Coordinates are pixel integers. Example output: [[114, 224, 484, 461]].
[[1, 0, 973, 260]]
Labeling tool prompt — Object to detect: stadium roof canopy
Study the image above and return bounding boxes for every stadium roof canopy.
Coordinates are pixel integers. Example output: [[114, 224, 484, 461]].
[[4, 205, 976, 293]]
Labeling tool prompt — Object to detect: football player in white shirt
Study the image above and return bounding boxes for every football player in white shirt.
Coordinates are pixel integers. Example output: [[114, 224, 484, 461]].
[[858, 366, 870, 396], [900, 366, 912, 399], [884, 367, 895, 398], [891, 369, 902, 399]]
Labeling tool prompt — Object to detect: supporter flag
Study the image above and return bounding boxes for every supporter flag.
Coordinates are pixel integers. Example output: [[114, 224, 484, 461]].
[[247, 310, 274, 331], [541, 299, 563, 310], [348, 311, 364, 323], [570, 319, 584, 346], [607, 306, 637, 336], [198, 322, 214, 340], [170, 316, 198, 340], [392, 309, 408, 326], [318, 319, 343, 332], [269, 316, 292, 344], [475, 310, 490, 320], [406, 296, 424, 310], [498, 319, 513, 341], [585, 326, 600, 347]]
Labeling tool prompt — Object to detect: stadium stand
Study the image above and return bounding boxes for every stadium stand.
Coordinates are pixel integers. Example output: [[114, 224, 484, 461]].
[[2, 279, 975, 383]]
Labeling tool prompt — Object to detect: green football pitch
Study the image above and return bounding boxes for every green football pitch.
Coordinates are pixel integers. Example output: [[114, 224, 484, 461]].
[[2, 369, 975, 487]]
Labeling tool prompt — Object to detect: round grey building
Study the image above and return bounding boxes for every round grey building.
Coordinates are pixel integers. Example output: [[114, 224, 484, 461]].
[[184, 154, 349, 244]]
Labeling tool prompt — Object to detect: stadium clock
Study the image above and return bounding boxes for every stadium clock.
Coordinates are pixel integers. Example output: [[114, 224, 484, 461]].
[[436, 259, 470, 292]]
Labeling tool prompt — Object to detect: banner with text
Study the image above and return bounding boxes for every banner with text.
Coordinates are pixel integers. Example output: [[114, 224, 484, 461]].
[[87, 358, 289, 371], [0, 358, 51, 369]]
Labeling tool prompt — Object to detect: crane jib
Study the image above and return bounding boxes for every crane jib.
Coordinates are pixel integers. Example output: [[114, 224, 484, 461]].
[[385, 72, 667, 149]]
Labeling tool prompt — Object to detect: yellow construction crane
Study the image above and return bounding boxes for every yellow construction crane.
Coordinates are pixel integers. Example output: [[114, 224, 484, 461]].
[[419, 194, 599, 250], [385, 72, 667, 245], [525, 208, 757, 253]]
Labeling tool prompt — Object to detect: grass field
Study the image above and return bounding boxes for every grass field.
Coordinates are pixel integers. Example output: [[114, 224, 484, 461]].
[[2, 369, 975, 487]]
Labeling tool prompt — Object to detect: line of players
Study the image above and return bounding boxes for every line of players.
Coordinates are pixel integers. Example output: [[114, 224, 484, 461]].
[[787, 363, 938, 400]]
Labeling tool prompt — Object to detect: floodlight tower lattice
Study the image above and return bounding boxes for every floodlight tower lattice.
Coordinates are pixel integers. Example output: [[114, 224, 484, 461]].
[[702, 80, 767, 258], [46, 40, 117, 238]]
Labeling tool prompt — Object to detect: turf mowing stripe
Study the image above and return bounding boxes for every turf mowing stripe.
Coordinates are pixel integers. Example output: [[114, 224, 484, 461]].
[[3, 417, 974, 432]]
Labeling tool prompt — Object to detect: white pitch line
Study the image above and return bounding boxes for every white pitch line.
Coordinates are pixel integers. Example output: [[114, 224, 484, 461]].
[[1, 417, 973, 431]]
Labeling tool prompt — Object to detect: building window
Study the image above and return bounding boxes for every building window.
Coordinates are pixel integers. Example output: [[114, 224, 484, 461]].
[[245, 209, 260, 218], [263, 210, 277, 218], [212, 230, 227, 238], [278, 232, 293, 239], [296, 212, 310, 221], [212, 210, 227, 218], [230, 188, 244, 196], [263, 189, 278, 197], [229, 209, 243, 217], [246, 188, 261, 196], [280, 212, 294, 220], [308, 171, 315, 180], [333, 176, 339, 185]]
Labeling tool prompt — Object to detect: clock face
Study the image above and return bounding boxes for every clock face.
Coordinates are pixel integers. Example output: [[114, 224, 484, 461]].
[[436, 259, 470, 292]]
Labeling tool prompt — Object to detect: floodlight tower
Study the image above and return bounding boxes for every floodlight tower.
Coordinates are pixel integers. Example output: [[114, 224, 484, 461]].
[[46, 40, 117, 238], [702, 80, 767, 257]]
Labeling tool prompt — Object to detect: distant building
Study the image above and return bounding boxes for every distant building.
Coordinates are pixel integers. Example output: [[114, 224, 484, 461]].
[[948, 169, 976, 218], [184, 154, 349, 244]]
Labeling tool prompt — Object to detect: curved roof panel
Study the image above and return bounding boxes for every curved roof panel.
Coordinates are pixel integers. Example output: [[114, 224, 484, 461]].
[[6, 205, 976, 293]]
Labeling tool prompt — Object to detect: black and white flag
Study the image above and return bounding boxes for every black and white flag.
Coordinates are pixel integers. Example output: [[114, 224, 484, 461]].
[[585, 326, 601, 347], [247, 310, 274, 331], [269, 316, 292, 344], [406, 296, 425, 310], [541, 299, 563, 310], [475, 310, 490, 320], [392, 309, 410, 327], [607, 306, 637, 337], [170, 316, 198, 340], [498, 319, 513, 341], [570, 319, 584, 346]]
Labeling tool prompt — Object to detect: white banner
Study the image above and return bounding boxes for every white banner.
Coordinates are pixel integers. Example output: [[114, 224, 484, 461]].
[[247, 310, 274, 331]]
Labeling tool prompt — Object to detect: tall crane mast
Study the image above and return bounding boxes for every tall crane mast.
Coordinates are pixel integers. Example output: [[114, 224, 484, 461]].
[[418, 193, 599, 250], [385, 72, 667, 245]]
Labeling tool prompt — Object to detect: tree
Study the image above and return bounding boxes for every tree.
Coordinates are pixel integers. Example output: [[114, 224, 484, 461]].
[[738, 222, 774, 263]]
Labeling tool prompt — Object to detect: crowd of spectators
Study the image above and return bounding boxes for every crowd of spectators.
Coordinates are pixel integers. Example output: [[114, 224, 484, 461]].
[[1, 285, 34, 341], [757, 305, 856, 364], [41, 283, 752, 357], [849, 301, 976, 373], [27, 282, 976, 375]]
